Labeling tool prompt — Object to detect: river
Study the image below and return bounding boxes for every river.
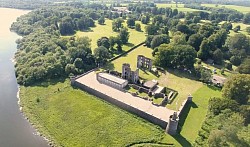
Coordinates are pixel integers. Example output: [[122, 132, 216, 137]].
[[0, 8, 48, 147]]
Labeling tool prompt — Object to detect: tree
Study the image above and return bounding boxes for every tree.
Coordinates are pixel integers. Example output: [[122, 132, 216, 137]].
[[176, 24, 190, 34], [221, 22, 233, 32], [112, 18, 123, 32], [243, 12, 250, 24], [233, 25, 241, 33], [59, 17, 74, 35], [98, 16, 105, 25], [97, 37, 110, 49], [150, 34, 170, 49], [145, 24, 158, 35], [230, 56, 241, 66], [222, 74, 250, 104], [246, 26, 250, 34], [188, 34, 203, 51], [109, 36, 116, 50], [118, 27, 129, 44], [135, 23, 141, 31], [226, 34, 250, 54], [238, 58, 250, 74], [154, 44, 197, 69], [198, 39, 211, 61], [197, 67, 212, 83], [126, 18, 135, 28], [213, 49, 223, 65], [94, 46, 110, 65]]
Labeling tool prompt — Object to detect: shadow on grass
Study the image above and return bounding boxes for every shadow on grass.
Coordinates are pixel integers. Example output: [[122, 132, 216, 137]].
[[30, 77, 67, 87], [169, 102, 198, 147], [207, 84, 222, 91], [178, 101, 198, 132], [172, 134, 192, 147], [167, 68, 198, 81], [125, 43, 135, 47]]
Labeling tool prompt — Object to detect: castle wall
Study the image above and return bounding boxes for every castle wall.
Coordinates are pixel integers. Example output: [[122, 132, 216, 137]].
[[72, 80, 167, 128]]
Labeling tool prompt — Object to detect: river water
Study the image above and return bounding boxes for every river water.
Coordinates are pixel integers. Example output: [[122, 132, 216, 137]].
[[0, 8, 48, 147]]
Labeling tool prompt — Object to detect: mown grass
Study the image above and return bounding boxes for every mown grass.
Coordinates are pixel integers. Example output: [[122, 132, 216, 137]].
[[178, 85, 222, 145], [156, 3, 209, 12], [76, 19, 147, 52], [20, 79, 170, 146], [219, 21, 250, 37], [201, 4, 250, 14]]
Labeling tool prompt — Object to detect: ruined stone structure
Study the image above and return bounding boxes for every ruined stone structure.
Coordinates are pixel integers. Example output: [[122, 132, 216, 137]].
[[166, 112, 179, 135], [137, 55, 153, 71], [122, 63, 139, 84]]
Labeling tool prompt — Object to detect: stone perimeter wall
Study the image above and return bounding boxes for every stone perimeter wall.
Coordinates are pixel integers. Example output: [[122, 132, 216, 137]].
[[72, 79, 168, 128]]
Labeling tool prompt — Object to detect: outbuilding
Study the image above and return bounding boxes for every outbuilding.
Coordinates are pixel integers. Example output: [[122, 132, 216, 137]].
[[97, 72, 128, 90]]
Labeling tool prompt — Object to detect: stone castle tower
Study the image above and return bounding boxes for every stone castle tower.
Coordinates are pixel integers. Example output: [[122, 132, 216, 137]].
[[166, 112, 179, 135], [122, 63, 139, 84]]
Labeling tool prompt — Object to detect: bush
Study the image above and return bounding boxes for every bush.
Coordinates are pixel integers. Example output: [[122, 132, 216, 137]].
[[225, 62, 232, 70]]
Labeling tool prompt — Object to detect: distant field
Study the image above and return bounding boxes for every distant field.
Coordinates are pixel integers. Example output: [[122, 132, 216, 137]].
[[156, 3, 209, 12], [76, 19, 147, 52], [219, 21, 250, 37], [202, 4, 250, 13]]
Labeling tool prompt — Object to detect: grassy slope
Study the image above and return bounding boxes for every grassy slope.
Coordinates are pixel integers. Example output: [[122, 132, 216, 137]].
[[20, 79, 167, 146], [76, 19, 147, 52], [201, 4, 250, 14]]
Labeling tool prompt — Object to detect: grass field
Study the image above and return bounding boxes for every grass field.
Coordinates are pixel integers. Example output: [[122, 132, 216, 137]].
[[178, 85, 222, 145], [76, 19, 147, 53], [201, 4, 250, 14], [156, 3, 209, 12], [20, 78, 222, 147], [20, 79, 170, 146], [219, 21, 250, 37]]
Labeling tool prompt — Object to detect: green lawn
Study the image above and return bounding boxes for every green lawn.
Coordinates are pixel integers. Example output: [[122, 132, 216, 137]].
[[202, 4, 250, 14], [156, 3, 209, 12], [219, 21, 250, 37], [75, 19, 147, 52], [20, 79, 170, 146], [178, 85, 222, 145]]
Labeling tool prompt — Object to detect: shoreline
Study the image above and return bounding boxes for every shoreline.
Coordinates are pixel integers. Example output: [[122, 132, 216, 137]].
[[17, 86, 52, 146]]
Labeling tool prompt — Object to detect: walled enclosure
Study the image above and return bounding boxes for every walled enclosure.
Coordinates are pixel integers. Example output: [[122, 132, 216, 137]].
[[71, 70, 193, 134]]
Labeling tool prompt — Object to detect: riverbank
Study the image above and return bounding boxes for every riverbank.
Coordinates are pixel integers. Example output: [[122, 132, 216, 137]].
[[19, 78, 176, 146], [0, 8, 48, 147]]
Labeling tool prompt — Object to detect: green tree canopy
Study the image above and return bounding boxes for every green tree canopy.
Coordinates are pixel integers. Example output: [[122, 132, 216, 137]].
[[222, 74, 250, 104]]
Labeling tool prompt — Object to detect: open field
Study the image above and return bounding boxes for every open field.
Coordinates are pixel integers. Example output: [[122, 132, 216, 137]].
[[20, 79, 170, 146], [20, 78, 222, 147], [76, 19, 147, 53], [219, 21, 250, 37], [201, 4, 250, 14], [156, 3, 209, 12]]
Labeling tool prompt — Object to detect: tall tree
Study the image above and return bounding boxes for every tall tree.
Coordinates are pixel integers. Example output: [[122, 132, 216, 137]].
[[118, 27, 129, 44], [222, 74, 250, 104]]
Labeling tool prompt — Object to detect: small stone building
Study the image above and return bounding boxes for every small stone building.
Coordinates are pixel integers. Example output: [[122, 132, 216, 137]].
[[122, 63, 139, 84], [137, 55, 153, 71], [97, 72, 128, 90]]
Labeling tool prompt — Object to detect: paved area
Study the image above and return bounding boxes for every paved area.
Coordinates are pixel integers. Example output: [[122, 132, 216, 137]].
[[76, 71, 175, 123]]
